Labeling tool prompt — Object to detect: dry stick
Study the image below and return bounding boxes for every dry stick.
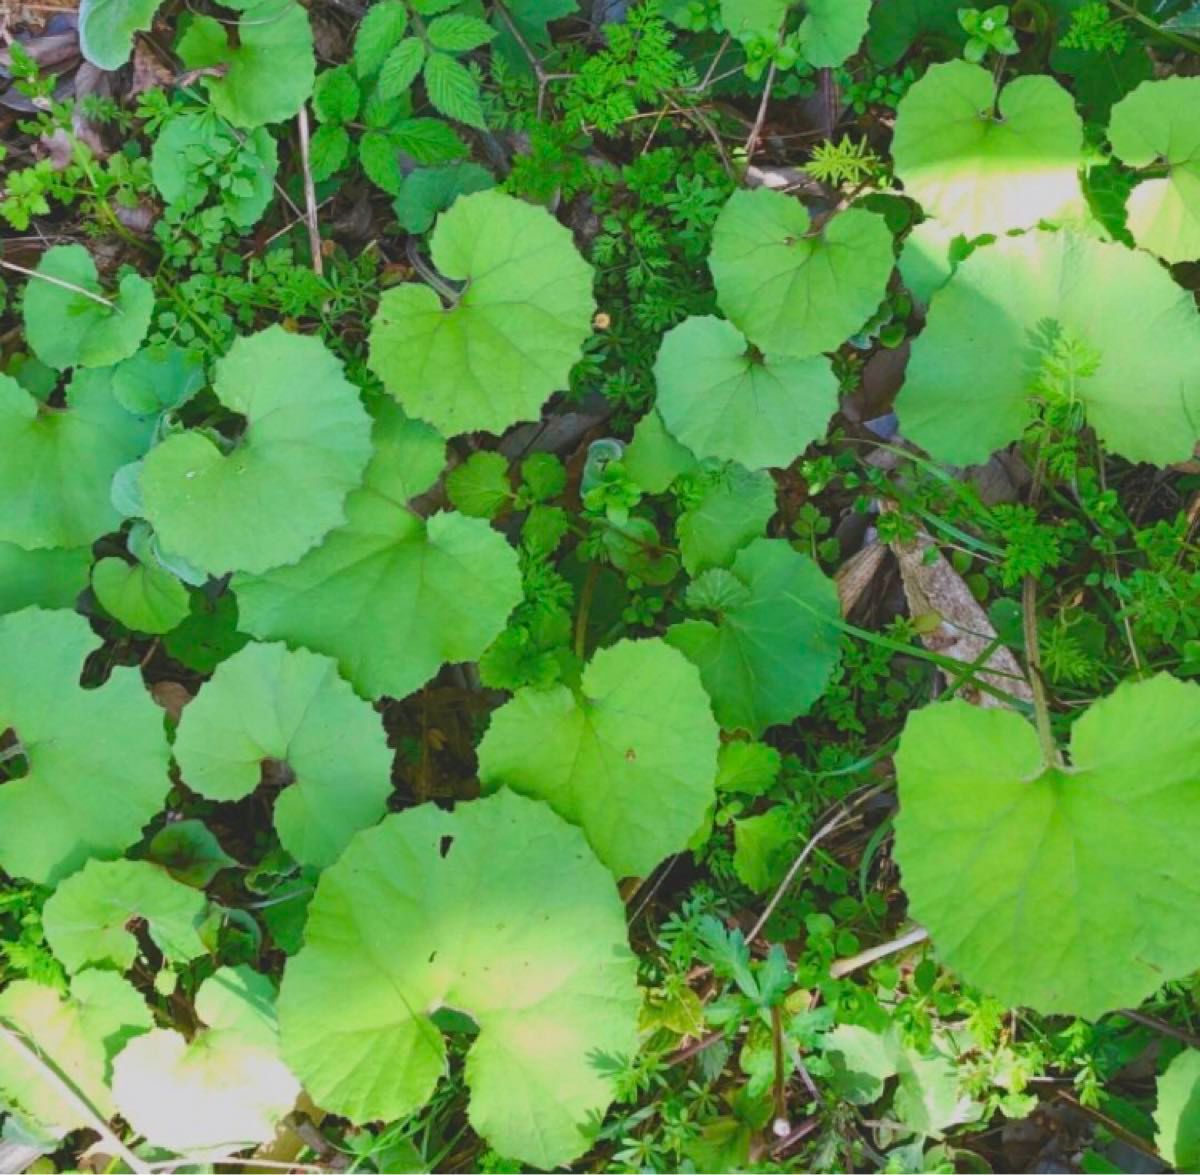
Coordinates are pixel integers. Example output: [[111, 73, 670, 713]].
[[492, 0, 558, 120], [296, 104, 324, 277], [0, 258, 116, 309], [1118, 1007, 1200, 1051], [0, 1020, 151, 1175], [744, 56, 777, 159], [830, 926, 930, 979]]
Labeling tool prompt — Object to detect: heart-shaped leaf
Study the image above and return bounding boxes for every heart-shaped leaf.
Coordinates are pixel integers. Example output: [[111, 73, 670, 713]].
[[79, 0, 163, 68], [0, 544, 90, 616]]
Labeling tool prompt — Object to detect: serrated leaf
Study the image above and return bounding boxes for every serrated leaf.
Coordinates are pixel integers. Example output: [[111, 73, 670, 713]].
[[391, 116, 470, 163], [0, 609, 171, 885], [1155, 1049, 1200, 1171], [42, 858, 208, 974], [112, 966, 300, 1155], [359, 128, 406, 193], [733, 808, 792, 892], [422, 51, 486, 128], [177, 1, 315, 128], [23, 245, 153, 371], [93, 554, 191, 635], [667, 538, 841, 735], [445, 451, 511, 518], [891, 61, 1085, 237], [309, 123, 352, 181], [354, 0, 408, 77], [716, 739, 781, 795], [234, 403, 521, 701], [378, 37, 426, 100], [312, 64, 360, 124], [0, 544, 90, 616], [656, 316, 837, 470], [1108, 77, 1200, 264], [896, 230, 1200, 467], [709, 189, 894, 358], [478, 639, 719, 877], [894, 673, 1200, 1017], [278, 791, 640, 1168], [140, 327, 372, 576], [427, 13, 498, 50], [173, 642, 392, 867], [800, 0, 870, 67], [78, 0, 162, 68], [0, 973, 151, 1142], [676, 462, 776, 575], [368, 190, 594, 435]]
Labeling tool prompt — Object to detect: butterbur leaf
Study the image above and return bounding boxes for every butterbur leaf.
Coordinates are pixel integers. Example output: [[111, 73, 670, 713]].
[[716, 739, 781, 795], [866, 0, 964, 66], [719, 0, 787, 42], [112, 967, 300, 1155], [164, 591, 248, 674], [0, 544, 90, 616], [278, 791, 640, 1168], [235, 404, 519, 700], [478, 639, 720, 878], [709, 189, 894, 359], [368, 190, 594, 435], [378, 37, 426, 100], [392, 162, 495, 233], [172, 642, 392, 868], [668, 538, 841, 735], [800, 0, 870, 67], [655, 316, 837, 470], [177, 1, 315, 128], [79, 0, 162, 67], [1108, 77, 1200, 264], [141, 327, 372, 576], [732, 808, 792, 893], [1155, 1050, 1200, 1172], [624, 410, 698, 494], [0, 973, 152, 1142], [894, 673, 1200, 1018], [23, 245, 154, 371], [111, 345, 205, 417], [354, 0, 408, 76], [897, 230, 1200, 467], [42, 858, 208, 974], [891, 61, 1085, 237], [0, 609, 170, 885], [676, 462, 776, 574], [93, 555, 190, 635]]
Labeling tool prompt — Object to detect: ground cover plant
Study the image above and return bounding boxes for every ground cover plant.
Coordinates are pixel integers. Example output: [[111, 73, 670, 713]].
[[4, 0, 1200, 1171]]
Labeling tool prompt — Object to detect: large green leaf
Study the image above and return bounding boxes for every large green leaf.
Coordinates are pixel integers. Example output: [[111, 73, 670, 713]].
[[800, 0, 870, 66], [866, 0, 964, 66], [676, 462, 776, 575], [893, 673, 1200, 1018], [234, 403, 521, 701], [0, 972, 151, 1143], [367, 190, 595, 436], [177, 0, 315, 128], [709, 189, 894, 359], [23, 245, 154, 371], [477, 639, 719, 878], [0, 609, 170, 886], [79, 0, 162, 68], [667, 538, 841, 735], [278, 791, 640, 1168], [1155, 1049, 1200, 1172], [0, 544, 90, 615], [891, 61, 1085, 236], [655, 316, 836, 470], [42, 858, 208, 974], [719, 0, 787, 42], [0, 370, 152, 550], [1108, 77, 1200, 264], [173, 642, 392, 867], [112, 967, 300, 1155], [140, 327, 372, 576], [93, 531, 191, 636], [896, 230, 1200, 467]]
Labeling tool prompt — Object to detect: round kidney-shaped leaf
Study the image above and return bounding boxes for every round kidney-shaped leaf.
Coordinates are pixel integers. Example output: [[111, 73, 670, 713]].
[[477, 639, 720, 878], [367, 190, 595, 436], [172, 642, 392, 868], [897, 230, 1200, 467], [0, 972, 151, 1144], [42, 858, 208, 974], [1155, 1049, 1200, 1172], [234, 404, 521, 701], [800, 0, 870, 66], [0, 543, 90, 616], [1108, 77, 1200, 264], [709, 189, 894, 359], [79, 0, 163, 69], [655, 316, 837, 469], [93, 556, 190, 635], [667, 538, 841, 735], [140, 327, 372, 576], [894, 673, 1200, 1018], [0, 609, 171, 886], [891, 61, 1085, 237], [278, 791, 640, 1169], [23, 245, 154, 371], [112, 967, 300, 1155]]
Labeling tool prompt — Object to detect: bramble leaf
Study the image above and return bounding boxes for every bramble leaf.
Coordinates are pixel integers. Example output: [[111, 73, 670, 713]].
[[234, 403, 521, 701], [368, 190, 595, 435], [709, 189, 894, 358], [140, 327, 372, 576], [172, 642, 392, 867], [278, 791, 641, 1168], [0, 608, 171, 885], [478, 639, 720, 877], [894, 673, 1200, 1017], [897, 230, 1200, 466]]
